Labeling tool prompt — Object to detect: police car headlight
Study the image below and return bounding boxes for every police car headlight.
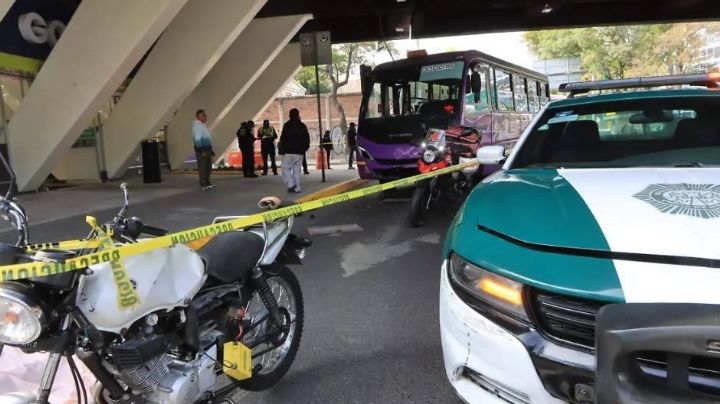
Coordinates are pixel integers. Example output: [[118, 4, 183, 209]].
[[422, 149, 437, 164], [0, 287, 44, 345], [448, 254, 529, 322]]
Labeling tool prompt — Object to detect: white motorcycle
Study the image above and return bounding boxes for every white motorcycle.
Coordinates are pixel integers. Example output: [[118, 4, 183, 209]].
[[0, 155, 310, 404]]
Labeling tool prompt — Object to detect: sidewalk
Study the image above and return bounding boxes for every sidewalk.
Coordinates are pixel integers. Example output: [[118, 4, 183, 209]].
[[13, 167, 361, 228]]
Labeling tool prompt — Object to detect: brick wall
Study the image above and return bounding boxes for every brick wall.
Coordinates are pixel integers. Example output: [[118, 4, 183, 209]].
[[256, 93, 362, 145]]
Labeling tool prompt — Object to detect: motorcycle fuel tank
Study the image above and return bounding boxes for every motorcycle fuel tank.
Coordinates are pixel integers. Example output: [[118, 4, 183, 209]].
[[78, 244, 206, 333]]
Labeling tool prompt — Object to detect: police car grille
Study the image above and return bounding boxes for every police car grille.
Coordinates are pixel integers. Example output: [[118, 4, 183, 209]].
[[530, 289, 603, 350]]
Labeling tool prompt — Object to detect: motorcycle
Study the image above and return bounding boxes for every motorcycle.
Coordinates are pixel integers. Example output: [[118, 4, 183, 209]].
[[0, 152, 311, 404], [407, 127, 480, 227]]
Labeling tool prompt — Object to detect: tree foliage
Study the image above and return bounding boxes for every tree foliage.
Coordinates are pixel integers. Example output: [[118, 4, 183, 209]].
[[294, 42, 398, 135], [524, 23, 720, 80]]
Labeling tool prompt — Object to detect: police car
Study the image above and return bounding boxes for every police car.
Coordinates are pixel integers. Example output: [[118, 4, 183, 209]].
[[440, 73, 720, 404]]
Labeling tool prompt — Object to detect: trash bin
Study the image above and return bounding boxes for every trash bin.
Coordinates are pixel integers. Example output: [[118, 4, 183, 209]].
[[141, 140, 162, 183]]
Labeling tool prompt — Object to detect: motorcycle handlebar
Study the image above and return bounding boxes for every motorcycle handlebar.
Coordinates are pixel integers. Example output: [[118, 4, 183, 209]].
[[142, 225, 168, 237]]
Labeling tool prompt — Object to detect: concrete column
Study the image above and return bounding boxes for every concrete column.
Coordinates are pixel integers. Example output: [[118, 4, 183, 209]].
[[210, 44, 301, 157], [165, 15, 310, 170], [8, 0, 188, 192], [278, 99, 285, 126], [101, 0, 267, 179], [0, 0, 15, 22]]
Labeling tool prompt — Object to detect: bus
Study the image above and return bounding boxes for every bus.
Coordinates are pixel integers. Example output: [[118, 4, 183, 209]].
[[356, 50, 550, 180]]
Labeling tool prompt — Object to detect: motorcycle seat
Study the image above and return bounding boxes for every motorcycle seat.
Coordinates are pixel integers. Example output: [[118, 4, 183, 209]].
[[199, 231, 265, 283]]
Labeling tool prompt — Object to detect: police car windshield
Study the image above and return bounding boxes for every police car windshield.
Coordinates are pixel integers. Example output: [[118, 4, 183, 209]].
[[512, 97, 720, 169]]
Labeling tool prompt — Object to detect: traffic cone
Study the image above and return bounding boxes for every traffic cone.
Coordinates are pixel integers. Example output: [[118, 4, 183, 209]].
[[315, 149, 327, 170]]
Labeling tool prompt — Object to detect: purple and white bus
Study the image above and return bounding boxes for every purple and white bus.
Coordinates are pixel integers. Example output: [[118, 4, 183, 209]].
[[356, 50, 549, 180]]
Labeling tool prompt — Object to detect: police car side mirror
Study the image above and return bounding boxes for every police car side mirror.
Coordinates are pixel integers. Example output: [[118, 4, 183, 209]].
[[476, 145, 505, 165]]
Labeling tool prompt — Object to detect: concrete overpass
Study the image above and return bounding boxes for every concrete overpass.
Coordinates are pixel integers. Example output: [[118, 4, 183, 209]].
[[2, 0, 719, 191]]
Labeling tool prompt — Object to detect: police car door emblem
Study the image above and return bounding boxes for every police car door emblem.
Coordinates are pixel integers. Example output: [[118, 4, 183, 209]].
[[634, 183, 720, 219]]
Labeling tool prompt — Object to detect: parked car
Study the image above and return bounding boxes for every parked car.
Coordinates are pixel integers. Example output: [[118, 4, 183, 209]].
[[440, 73, 720, 404]]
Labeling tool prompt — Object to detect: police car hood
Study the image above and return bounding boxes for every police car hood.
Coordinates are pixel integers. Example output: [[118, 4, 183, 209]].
[[468, 167, 720, 261]]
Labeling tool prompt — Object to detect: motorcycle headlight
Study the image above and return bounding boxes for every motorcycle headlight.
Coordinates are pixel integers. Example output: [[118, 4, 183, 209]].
[[0, 287, 44, 345], [422, 149, 437, 164], [448, 254, 529, 322]]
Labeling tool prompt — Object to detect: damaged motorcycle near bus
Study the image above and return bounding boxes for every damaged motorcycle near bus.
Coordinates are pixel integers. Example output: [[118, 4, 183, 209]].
[[407, 126, 481, 227]]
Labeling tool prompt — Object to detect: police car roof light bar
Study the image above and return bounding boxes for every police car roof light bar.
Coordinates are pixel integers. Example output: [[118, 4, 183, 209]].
[[559, 72, 720, 97]]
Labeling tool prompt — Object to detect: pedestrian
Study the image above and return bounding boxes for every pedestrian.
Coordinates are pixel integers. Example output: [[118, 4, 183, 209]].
[[237, 120, 258, 178], [278, 108, 310, 193], [347, 122, 358, 169], [302, 154, 309, 174], [257, 119, 278, 175], [322, 130, 333, 169], [192, 109, 215, 190]]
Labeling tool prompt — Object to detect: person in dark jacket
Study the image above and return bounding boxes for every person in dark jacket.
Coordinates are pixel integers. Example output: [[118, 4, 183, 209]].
[[321, 130, 333, 169], [278, 108, 310, 193], [347, 122, 358, 169], [257, 119, 278, 175], [237, 120, 257, 178]]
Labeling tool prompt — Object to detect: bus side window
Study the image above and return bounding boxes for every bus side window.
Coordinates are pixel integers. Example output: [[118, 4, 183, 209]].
[[488, 68, 498, 110], [527, 79, 540, 112], [514, 76, 529, 112], [495, 70, 514, 111], [539, 82, 550, 105], [465, 64, 490, 116]]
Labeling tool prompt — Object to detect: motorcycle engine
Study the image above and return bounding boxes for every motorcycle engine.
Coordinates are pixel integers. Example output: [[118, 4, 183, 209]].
[[107, 288, 244, 403], [108, 319, 227, 403]]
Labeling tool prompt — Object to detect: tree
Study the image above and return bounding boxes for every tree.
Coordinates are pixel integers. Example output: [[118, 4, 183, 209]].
[[295, 65, 331, 94], [524, 23, 720, 81], [293, 41, 397, 136], [325, 42, 375, 136]]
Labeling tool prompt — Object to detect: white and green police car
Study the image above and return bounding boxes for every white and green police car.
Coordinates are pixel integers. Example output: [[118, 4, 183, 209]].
[[440, 74, 720, 404]]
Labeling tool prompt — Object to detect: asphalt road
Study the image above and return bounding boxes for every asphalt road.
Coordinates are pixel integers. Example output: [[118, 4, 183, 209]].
[[0, 177, 461, 403]]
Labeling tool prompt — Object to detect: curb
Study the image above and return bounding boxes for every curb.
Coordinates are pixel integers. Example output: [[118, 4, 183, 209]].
[[170, 170, 244, 177], [294, 178, 368, 203]]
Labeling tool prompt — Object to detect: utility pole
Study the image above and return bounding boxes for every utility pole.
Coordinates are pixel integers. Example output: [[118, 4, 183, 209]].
[[315, 64, 325, 182], [300, 31, 332, 183]]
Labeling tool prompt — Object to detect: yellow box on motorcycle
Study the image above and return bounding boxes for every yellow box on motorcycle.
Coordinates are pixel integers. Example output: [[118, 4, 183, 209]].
[[223, 341, 252, 381]]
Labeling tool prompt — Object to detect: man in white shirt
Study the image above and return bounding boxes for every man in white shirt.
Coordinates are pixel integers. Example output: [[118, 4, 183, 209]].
[[192, 109, 215, 190]]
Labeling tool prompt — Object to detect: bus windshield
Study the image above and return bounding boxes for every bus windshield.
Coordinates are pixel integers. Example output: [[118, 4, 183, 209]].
[[363, 61, 464, 119]]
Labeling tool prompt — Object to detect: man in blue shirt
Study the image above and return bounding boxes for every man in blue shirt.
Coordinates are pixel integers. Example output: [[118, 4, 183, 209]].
[[192, 109, 215, 190]]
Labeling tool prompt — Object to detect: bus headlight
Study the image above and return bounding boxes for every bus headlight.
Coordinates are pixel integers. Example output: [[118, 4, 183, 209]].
[[0, 287, 45, 345], [448, 254, 529, 322], [422, 149, 437, 163]]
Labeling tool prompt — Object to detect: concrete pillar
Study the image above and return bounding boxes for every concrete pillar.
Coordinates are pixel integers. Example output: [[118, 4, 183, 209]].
[[165, 15, 310, 170], [0, 0, 15, 22], [8, 0, 188, 192], [210, 43, 301, 157], [101, 0, 267, 179]]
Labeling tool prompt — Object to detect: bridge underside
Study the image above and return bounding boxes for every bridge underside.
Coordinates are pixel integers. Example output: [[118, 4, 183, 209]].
[[261, 0, 720, 43]]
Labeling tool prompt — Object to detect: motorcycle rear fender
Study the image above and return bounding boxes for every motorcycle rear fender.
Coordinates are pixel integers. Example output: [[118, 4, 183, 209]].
[[273, 234, 312, 266], [247, 215, 294, 266]]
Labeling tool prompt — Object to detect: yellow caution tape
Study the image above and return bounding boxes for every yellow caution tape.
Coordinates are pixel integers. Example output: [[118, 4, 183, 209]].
[[91, 224, 140, 308], [24, 239, 103, 252], [0, 160, 478, 281]]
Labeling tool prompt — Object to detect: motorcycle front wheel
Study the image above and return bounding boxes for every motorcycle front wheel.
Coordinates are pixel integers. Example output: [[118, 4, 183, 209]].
[[408, 184, 430, 228], [237, 266, 304, 391]]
